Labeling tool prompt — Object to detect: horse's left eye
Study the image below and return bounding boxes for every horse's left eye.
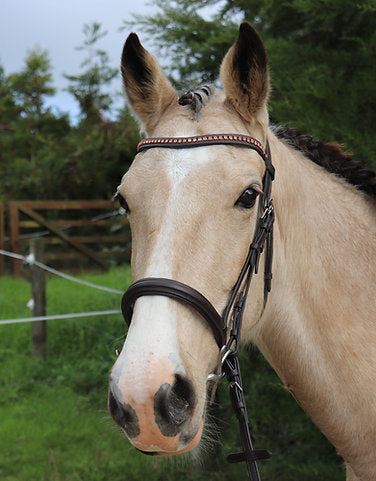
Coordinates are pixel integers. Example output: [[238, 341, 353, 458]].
[[236, 187, 259, 209]]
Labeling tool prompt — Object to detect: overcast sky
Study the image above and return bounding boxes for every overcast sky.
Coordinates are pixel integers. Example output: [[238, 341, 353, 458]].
[[0, 0, 159, 121]]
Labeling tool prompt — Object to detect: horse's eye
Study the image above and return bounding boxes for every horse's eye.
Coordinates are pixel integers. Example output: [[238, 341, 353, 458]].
[[115, 193, 129, 214], [236, 187, 259, 209]]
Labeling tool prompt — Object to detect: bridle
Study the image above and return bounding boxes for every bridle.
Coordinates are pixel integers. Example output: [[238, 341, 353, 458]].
[[121, 133, 274, 480]]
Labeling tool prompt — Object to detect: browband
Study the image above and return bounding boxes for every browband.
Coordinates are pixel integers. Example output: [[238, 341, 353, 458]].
[[137, 133, 274, 180], [137, 133, 266, 156]]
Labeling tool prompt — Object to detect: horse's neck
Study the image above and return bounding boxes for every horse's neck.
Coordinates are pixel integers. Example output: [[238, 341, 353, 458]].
[[262, 131, 375, 346], [252, 131, 376, 451]]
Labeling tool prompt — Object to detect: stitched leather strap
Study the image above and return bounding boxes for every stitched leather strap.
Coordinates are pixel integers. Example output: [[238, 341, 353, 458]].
[[138, 134, 275, 182], [137, 133, 267, 158]]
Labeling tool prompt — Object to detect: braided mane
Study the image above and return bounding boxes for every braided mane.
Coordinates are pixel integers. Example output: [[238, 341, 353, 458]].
[[273, 125, 376, 199], [178, 84, 214, 114]]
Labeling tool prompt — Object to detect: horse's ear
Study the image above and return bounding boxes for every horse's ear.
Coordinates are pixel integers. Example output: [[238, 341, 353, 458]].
[[121, 33, 177, 134], [220, 23, 269, 125]]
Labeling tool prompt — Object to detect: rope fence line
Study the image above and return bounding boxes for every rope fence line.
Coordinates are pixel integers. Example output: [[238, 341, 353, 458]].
[[0, 248, 124, 326], [0, 310, 121, 326], [0, 249, 123, 294]]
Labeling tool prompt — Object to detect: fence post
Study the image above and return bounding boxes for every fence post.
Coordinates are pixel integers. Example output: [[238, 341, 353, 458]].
[[9, 202, 21, 276], [30, 238, 46, 359]]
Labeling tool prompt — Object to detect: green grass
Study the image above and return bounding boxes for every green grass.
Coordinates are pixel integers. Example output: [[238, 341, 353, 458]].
[[0, 268, 204, 481], [0, 267, 345, 480]]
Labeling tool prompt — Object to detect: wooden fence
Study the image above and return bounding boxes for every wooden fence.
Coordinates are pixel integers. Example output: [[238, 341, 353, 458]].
[[3, 200, 130, 276]]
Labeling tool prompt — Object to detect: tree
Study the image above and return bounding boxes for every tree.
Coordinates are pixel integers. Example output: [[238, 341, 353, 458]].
[[125, 0, 376, 164], [0, 50, 71, 202], [0, 64, 18, 127], [64, 22, 118, 123], [8, 46, 55, 121], [60, 106, 139, 200]]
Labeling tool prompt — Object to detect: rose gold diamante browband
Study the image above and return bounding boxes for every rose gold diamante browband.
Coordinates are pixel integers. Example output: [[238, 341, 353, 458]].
[[137, 134, 268, 161]]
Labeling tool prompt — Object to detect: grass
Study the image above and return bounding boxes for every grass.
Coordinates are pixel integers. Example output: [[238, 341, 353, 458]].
[[0, 267, 345, 480], [0, 267, 205, 481]]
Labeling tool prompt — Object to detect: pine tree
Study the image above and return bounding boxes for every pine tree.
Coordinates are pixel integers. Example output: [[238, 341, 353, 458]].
[[64, 22, 118, 123]]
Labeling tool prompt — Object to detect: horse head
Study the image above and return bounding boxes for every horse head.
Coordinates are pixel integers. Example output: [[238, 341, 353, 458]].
[[108, 23, 271, 456]]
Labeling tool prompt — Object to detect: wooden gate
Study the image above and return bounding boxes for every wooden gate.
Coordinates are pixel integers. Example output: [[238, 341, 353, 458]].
[[8, 200, 130, 276]]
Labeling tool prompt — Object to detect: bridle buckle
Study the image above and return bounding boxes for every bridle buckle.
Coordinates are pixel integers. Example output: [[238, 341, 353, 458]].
[[261, 199, 274, 220]]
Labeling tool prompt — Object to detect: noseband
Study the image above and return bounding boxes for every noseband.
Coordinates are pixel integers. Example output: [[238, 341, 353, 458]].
[[121, 133, 274, 480]]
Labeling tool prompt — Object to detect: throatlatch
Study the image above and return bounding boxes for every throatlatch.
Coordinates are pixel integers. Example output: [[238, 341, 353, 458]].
[[121, 133, 274, 481]]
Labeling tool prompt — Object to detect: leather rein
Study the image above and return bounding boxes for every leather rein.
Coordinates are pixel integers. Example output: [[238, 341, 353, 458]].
[[121, 133, 274, 480]]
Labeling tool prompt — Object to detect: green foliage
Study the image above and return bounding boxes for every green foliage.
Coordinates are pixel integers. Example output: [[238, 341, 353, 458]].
[[64, 23, 119, 122], [126, 0, 376, 165], [0, 65, 18, 125], [0, 48, 72, 201], [0, 23, 139, 203], [7, 46, 55, 119]]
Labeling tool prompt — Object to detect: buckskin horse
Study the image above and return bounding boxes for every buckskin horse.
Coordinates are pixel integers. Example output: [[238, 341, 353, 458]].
[[108, 22, 376, 480]]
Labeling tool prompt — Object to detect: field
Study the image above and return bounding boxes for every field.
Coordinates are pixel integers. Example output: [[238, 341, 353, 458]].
[[0, 267, 344, 480]]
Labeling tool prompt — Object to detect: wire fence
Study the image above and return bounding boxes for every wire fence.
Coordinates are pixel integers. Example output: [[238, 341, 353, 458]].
[[0, 248, 123, 326]]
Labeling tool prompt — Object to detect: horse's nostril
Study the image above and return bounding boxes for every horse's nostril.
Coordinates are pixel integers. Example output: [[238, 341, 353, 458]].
[[168, 374, 195, 424], [108, 390, 140, 438], [154, 375, 195, 436]]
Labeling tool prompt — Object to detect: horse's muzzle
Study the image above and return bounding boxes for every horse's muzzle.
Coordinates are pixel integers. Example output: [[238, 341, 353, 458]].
[[108, 373, 201, 454]]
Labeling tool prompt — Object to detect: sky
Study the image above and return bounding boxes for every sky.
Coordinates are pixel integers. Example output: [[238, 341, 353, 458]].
[[0, 0, 159, 122]]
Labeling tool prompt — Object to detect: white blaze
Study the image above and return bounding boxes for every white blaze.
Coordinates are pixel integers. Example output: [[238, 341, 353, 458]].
[[110, 144, 215, 405]]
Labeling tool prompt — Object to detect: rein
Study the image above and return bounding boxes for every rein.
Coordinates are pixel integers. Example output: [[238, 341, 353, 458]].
[[121, 133, 274, 480]]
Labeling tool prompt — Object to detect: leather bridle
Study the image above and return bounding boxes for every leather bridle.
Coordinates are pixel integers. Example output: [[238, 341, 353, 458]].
[[121, 133, 274, 480]]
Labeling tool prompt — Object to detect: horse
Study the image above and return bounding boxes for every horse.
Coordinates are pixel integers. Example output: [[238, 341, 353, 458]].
[[108, 22, 376, 480]]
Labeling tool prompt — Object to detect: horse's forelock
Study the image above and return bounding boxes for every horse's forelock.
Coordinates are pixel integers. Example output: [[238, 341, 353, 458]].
[[178, 84, 214, 114]]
